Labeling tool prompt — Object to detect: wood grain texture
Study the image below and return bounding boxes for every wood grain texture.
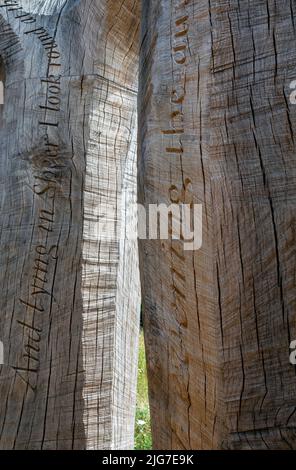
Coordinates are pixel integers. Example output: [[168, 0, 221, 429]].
[[0, 0, 140, 450], [1, 0, 296, 452], [139, 0, 296, 449]]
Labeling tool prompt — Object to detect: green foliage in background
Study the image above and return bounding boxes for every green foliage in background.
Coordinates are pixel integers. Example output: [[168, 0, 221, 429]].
[[135, 331, 152, 450]]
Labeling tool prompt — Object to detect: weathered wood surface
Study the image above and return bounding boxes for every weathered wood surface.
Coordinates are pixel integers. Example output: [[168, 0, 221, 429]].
[[0, 0, 140, 449], [1, 0, 296, 452], [139, 0, 296, 449]]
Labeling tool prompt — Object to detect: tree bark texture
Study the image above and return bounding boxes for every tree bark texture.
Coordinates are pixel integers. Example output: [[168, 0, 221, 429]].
[[0, 0, 140, 449], [139, 0, 296, 449]]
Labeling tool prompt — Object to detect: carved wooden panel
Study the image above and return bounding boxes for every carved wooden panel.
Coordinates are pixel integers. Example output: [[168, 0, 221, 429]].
[[139, 0, 296, 450], [0, 0, 140, 450]]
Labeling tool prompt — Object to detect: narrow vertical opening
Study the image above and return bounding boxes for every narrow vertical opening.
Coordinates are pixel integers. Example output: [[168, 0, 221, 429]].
[[135, 311, 152, 449]]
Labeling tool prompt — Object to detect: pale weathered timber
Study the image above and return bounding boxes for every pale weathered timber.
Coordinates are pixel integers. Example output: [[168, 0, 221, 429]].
[[0, 0, 140, 449], [139, 0, 296, 449]]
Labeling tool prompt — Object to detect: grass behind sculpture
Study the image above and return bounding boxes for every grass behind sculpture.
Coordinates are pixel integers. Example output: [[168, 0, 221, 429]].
[[135, 331, 152, 450]]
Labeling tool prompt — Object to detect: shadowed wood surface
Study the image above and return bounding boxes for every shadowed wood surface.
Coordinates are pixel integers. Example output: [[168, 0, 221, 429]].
[[139, 0, 296, 449], [0, 0, 140, 449]]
